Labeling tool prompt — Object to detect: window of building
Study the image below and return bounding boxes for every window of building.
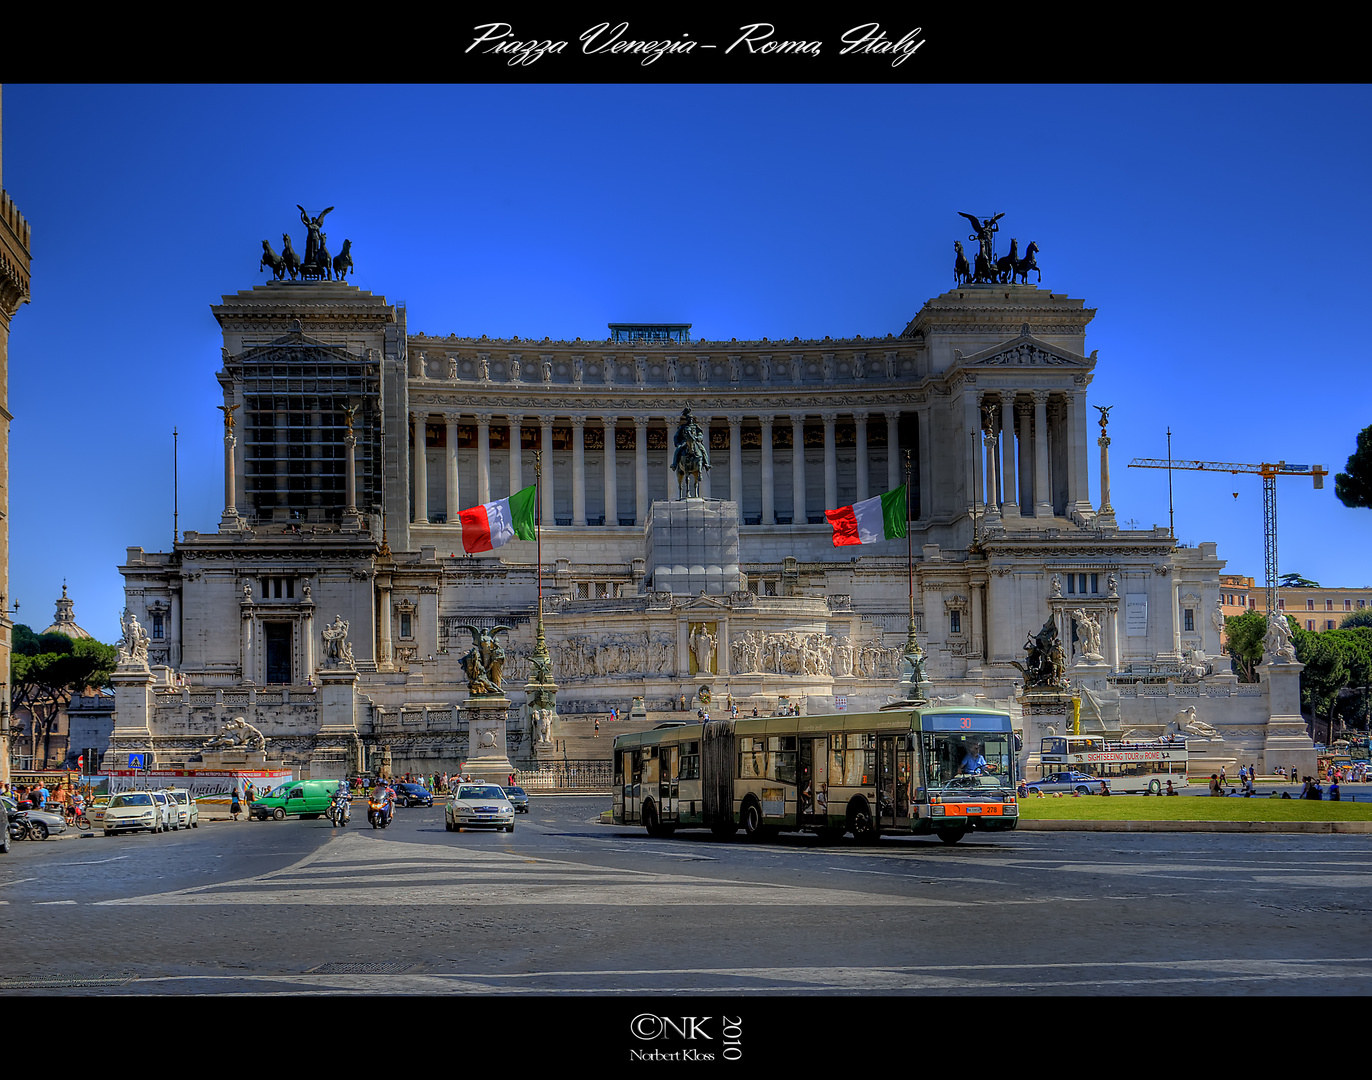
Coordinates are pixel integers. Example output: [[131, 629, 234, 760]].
[[1344, 599, 1352, 611], [151, 613, 164, 640], [1277, 599, 1285, 610], [1326, 620, 1336, 630], [1307, 599, 1315, 610], [400, 612, 412, 639], [1326, 599, 1334, 611], [1183, 609, 1195, 632], [1307, 620, 1315, 631], [950, 610, 961, 634]]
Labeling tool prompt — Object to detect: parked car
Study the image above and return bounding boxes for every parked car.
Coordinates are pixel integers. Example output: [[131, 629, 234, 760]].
[[103, 791, 166, 834], [164, 788, 200, 829], [394, 783, 434, 808], [150, 790, 179, 830], [1025, 771, 1110, 796], [1, 795, 68, 840], [445, 783, 516, 832], [502, 786, 530, 813], [88, 794, 111, 830]]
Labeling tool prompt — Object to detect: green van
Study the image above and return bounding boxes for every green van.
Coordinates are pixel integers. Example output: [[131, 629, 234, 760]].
[[250, 779, 343, 821]]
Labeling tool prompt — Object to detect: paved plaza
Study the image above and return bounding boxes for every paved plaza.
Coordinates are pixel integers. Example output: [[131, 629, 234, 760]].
[[3, 796, 1369, 997]]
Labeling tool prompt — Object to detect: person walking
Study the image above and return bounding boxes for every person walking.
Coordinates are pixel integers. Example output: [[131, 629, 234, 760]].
[[230, 787, 242, 821], [594, 717, 600, 738]]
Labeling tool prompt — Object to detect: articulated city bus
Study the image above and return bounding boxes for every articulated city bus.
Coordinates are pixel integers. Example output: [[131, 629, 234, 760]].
[[613, 706, 1018, 845], [1038, 735, 1189, 794]]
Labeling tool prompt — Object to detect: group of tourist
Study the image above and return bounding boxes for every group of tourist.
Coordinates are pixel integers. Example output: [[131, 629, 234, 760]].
[[2, 779, 89, 814]]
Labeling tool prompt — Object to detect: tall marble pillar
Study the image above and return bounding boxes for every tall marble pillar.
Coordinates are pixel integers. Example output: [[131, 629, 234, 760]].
[[635, 417, 649, 525], [475, 413, 491, 507], [1017, 400, 1033, 516], [602, 416, 617, 525], [1070, 386, 1094, 519], [886, 412, 901, 495], [377, 574, 393, 670], [728, 415, 743, 508], [509, 416, 523, 498], [572, 416, 587, 526], [999, 395, 1019, 521], [412, 412, 429, 524], [983, 425, 1001, 526], [540, 417, 555, 525], [221, 432, 239, 529], [854, 412, 869, 504], [791, 413, 807, 524], [822, 412, 838, 513], [444, 414, 460, 521], [1096, 412, 1117, 528], [699, 416, 712, 499], [760, 416, 775, 525], [1032, 391, 1053, 518]]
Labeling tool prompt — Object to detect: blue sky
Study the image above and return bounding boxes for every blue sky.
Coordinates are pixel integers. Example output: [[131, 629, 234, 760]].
[[4, 84, 1370, 641]]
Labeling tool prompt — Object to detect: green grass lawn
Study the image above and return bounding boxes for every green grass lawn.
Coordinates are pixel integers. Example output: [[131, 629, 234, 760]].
[[1015, 795, 1372, 822]]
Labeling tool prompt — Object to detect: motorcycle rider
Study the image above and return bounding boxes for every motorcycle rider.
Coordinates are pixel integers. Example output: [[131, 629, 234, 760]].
[[368, 777, 395, 827], [330, 781, 351, 826]]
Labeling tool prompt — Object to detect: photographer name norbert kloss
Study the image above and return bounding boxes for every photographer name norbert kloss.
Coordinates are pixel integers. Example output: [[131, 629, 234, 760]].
[[465, 21, 925, 67], [630, 1050, 715, 1062]]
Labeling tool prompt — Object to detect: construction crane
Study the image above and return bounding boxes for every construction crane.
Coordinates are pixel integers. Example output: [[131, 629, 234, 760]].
[[1127, 453, 1328, 616]]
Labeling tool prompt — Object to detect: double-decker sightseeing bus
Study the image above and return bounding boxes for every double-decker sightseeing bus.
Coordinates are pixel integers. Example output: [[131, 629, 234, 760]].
[[613, 706, 1018, 845], [1038, 735, 1189, 794]]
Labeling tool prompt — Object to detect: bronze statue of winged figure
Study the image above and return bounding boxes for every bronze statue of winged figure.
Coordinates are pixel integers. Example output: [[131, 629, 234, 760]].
[[455, 624, 513, 695]]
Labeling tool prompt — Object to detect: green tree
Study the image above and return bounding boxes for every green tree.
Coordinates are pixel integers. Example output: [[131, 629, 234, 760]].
[[1279, 572, 1319, 588], [9, 628, 117, 768], [1340, 609, 1372, 630], [1223, 609, 1268, 682], [1335, 423, 1372, 509]]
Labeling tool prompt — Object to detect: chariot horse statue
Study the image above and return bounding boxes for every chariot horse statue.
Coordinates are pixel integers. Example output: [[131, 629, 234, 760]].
[[671, 406, 711, 498]]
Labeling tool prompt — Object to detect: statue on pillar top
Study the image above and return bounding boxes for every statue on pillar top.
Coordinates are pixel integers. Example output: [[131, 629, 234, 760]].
[[117, 608, 150, 667], [672, 406, 711, 498], [322, 614, 355, 667], [456, 624, 512, 695]]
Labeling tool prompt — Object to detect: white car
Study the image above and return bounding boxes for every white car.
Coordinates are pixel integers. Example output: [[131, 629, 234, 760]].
[[445, 783, 516, 833], [103, 791, 166, 834], [164, 788, 200, 829], [150, 790, 179, 830]]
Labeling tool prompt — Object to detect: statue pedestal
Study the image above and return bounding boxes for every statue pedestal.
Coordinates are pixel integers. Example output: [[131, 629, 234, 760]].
[[200, 748, 274, 771], [104, 662, 157, 771], [463, 694, 515, 779], [1260, 659, 1316, 777], [316, 664, 359, 735], [1073, 656, 1110, 691], [525, 678, 559, 762], [1019, 689, 1076, 777]]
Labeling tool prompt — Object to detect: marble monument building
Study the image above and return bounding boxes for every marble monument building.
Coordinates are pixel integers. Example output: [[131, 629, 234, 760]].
[[111, 211, 1312, 777]]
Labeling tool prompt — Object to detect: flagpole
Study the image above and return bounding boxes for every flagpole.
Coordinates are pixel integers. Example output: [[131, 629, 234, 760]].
[[532, 450, 549, 668], [905, 449, 914, 644]]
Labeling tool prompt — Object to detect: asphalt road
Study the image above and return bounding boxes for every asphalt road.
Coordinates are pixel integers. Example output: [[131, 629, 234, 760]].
[[3, 796, 1370, 997]]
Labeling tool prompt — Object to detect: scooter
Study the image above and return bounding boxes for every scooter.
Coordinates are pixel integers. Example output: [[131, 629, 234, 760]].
[[328, 792, 351, 827], [367, 797, 392, 829], [7, 808, 31, 842]]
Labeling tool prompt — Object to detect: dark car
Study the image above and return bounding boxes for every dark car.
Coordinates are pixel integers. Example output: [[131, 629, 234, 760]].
[[394, 783, 434, 808], [1025, 771, 1110, 796], [502, 786, 530, 813]]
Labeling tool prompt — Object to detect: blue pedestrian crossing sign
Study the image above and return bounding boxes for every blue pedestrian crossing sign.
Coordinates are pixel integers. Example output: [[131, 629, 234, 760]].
[[128, 753, 145, 769]]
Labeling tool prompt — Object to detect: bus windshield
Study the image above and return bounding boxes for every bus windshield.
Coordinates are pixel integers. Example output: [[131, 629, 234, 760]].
[[923, 730, 1015, 795]]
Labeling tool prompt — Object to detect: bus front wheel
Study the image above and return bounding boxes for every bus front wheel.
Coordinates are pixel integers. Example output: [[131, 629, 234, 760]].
[[939, 829, 967, 845]]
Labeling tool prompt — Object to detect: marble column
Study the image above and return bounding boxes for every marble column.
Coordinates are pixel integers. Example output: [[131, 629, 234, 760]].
[[1070, 387, 1094, 518], [728, 415, 743, 508], [1096, 420, 1117, 527], [886, 412, 901, 494], [965, 392, 983, 516], [822, 412, 838, 513], [1032, 391, 1052, 518], [700, 416, 712, 499], [791, 413, 807, 524], [412, 412, 429, 524], [917, 407, 932, 521], [540, 417, 555, 526], [169, 587, 182, 669], [475, 413, 491, 507], [602, 416, 617, 525], [572, 416, 587, 526], [509, 416, 523, 498], [854, 412, 869, 504], [377, 576, 393, 669], [999, 395, 1019, 521], [223, 433, 237, 520], [444, 414, 460, 520], [1017, 400, 1033, 516], [635, 417, 649, 524], [983, 425, 1002, 526], [760, 416, 775, 525], [666, 419, 677, 498]]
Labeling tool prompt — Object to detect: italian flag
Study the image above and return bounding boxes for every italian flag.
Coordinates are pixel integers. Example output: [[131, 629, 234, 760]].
[[458, 485, 537, 553], [825, 486, 908, 547]]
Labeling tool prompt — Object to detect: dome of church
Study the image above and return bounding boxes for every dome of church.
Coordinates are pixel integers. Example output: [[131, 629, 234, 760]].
[[39, 584, 92, 640]]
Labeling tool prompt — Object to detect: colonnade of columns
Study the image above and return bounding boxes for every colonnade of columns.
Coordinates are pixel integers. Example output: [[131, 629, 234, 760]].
[[973, 389, 1094, 521], [410, 409, 909, 527]]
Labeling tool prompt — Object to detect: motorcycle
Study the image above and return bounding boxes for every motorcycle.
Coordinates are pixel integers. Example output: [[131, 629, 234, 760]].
[[7, 808, 31, 843], [328, 792, 351, 828], [367, 797, 392, 829]]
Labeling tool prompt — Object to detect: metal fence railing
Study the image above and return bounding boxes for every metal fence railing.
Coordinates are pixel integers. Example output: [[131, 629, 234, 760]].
[[515, 759, 614, 792]]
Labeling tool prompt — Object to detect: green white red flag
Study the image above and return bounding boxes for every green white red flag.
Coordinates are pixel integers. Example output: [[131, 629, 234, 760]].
[[824, 486, 908, 547], [459, 485, 537, 553]]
